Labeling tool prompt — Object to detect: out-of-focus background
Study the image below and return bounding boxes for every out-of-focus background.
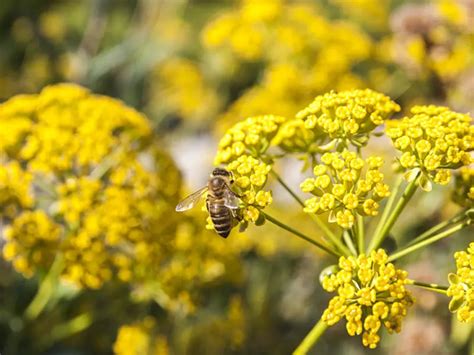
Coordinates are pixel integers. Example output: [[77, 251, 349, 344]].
[[0, 0, 472, 354]]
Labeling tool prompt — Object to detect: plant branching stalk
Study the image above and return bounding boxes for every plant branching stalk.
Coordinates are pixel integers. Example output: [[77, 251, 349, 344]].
[[293, 319, 328, 355], [270, 170, 351, 256], [388, 221, 468, 262], [405, 210, 467, 248], [356, 214, 364, 253], [368, 174, 419, 252], [343, 230, 357, 256], [263, 212, 339, 257], [369, 175, 403, 252], [407, 280, 448, 295], [24, 254, 64, 320]]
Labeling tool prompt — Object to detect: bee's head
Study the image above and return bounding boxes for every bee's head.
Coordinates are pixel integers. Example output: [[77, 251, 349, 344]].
[[211, 168, 234, 183]]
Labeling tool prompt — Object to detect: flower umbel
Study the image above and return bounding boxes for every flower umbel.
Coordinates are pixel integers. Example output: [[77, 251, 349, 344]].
[[215, 115, 286, 164], [301, 151, 390, 229], [321, 250, 414, 349], [386, 105, 473, 191], [447, 242, 474, 323], [296, 89, 400, 148]]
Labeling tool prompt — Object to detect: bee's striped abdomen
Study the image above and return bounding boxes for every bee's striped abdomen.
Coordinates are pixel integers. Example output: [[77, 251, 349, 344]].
[[207, 197, 232, 238]]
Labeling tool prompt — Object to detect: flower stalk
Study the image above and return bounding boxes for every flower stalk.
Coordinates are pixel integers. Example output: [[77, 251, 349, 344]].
[[343, 230, 357, 255], [368, 174, 419, 252], [388, 221, 468, 262], [369, 175, 404, 252], [408, 280, 448, 295], [262, 212, 339, 257], [356, 214, 365, 253], [24, 254, 65, 320], [270, 170, 351, 256], [405, 209, 468, 248], [293, 319, 328, 355]]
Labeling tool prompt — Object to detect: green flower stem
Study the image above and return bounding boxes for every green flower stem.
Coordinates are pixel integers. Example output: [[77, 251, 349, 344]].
[[356, 214, 364, 254], [388, 221, 468, 262], [293, 319, 328, 355], [24, 254, 65, 320], [368, 174, 419, 252], [46, 313, 92, 347], [263, 212, 339, 257], [270, 170, 351, 256], [343, 230, 357, 256], [405, 210, 467, 248], [369, 175, 404, 252], [407, 280, 448, 295]]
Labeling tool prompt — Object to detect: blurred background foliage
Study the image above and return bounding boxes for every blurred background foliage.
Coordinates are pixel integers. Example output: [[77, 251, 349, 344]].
[[0, 0, 472, 354]]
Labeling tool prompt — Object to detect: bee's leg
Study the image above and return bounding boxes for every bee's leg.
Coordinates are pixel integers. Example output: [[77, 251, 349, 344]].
[[231, 208, 243, 222]]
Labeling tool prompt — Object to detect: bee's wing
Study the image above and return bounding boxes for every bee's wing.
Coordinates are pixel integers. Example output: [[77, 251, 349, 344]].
[[223, 188, 240, 209], [175, 186, 208, 212]]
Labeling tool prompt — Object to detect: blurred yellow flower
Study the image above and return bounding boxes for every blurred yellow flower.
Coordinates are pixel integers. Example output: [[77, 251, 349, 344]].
[[201, 0, 372, 130], [150, 58, 219, 122], [113, 318, 169, 355]]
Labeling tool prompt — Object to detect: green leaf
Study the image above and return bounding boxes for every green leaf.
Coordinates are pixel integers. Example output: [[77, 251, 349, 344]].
[[449, 297, 464, 312], [448, 273, 460, 285], [404, 168, 420, 182], [418, 174, 432, 192]]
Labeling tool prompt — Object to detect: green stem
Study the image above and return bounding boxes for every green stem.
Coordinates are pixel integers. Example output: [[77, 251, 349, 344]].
[[343, 230, 357, 256], [263, 212, 339, 257], [405, 210, 467, 248], [293, 319, 328, 355], [40, 313, 93, 350], [270, 170, 351, 256], [356, 214, 364, 254], [388, 221, 467, 262], [368, 174, 419, 252], [407, 280, 448, 295], [370, 175, 403, 252], [24, 254, 64, 320]]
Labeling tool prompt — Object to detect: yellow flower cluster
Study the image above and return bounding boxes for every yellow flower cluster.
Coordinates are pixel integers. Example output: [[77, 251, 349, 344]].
[[113, 318, 169, 355], [202, 1, 372, 130], [0, 162, 34, 218], [321, 250, 414, 349], [330, 0, 389, 30], [296, 89, 400, 148], [390, 2, 473, 82], [3, 211, 61, 278], [272, 118, 325, 155], [452, 167, 474, 208], [0, 84, 255, 311], [150, 58, 219, 122], [386, 105, 473, 191], [0, 84, 180, 289], [447, 242, 474, 323], [301, 151, 390, 229], [214, 115, 286, 164], [226, 155, 272, 224]]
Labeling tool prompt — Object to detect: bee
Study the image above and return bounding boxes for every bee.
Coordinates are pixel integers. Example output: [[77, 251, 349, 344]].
[[175, 168, 241, 238]]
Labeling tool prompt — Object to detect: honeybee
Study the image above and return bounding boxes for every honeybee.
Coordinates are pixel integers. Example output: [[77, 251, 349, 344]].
[[175, 168, 241, 238]]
